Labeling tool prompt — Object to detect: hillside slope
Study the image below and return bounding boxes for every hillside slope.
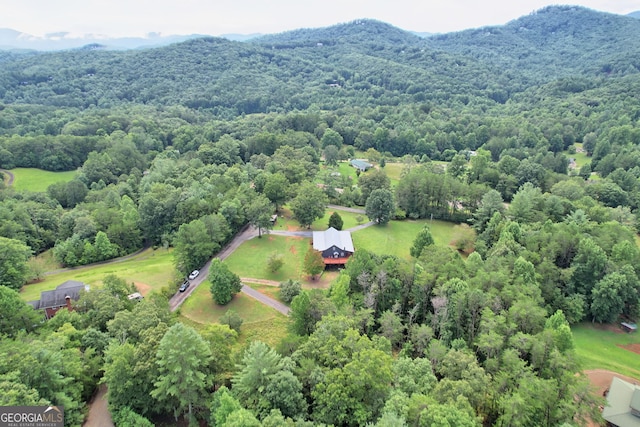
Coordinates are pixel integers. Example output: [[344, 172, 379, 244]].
[[0, 7, 639, 114]]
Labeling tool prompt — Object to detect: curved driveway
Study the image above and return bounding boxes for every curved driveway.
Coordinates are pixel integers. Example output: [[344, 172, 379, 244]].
[[164, 207, 376, 315]]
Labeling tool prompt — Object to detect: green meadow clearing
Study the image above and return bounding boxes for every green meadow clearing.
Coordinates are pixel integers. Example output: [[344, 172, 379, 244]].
[[178, 280, 288, 348], [352, 219, 460, 260], [20, 248, 177, 302], [272, 206, 366, 232], [225, 219, 461, 281], [224, 234, 309, 281], [569, 143, 590, 169], [572, 323, 640, 380], [9, 168, 77, 192], [179, 282, 281, 325]]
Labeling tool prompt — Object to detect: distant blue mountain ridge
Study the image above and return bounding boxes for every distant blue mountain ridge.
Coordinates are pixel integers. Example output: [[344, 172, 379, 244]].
[[0, 10, 637, 51], [0, 29, 263, 51]]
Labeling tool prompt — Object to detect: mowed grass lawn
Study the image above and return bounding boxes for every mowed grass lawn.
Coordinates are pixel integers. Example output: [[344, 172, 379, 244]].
[[573, 323, 640, 379], [273, 207, 365, 232], [10, 168, 77, 192], [19, 248, 177, 302], [230, 219, 461, 280], [224, 235, 309, 281], [179, 281, 289, 348], [353, 219, 459, 260]]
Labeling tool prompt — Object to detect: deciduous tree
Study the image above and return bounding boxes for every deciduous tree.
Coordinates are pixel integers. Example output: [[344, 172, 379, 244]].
[[173, 219, 217, 275], [246, 193, 274, 238], [0, 237, 32, 290], [303, 247, 325, 279], [0, 286, 41, 337], [291, 182, 328, 229], [209, 258, 242, 305], [366, 188, 395, 225]]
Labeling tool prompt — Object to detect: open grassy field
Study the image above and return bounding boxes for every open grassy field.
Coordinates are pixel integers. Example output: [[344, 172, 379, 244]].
[[239, 315, 290, 348], [569, 143, 590, 169], [224, 235, 309, 281], [19, 248, 176, 302], [179, 282, 281, 324], [352, 219, 458, 260], [572, 323, 640, 379], [10, 168, 77, 192], [229, 218, 460, 280], [179, 282, 289, 348], [382, 163, 404, 186], [337, 161, 358, 181], [311, 208, 366, 230], [273, 206, 365, 232]]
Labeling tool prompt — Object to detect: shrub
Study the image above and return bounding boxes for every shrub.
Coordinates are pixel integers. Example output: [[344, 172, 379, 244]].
[[220, 309, 243, 332], [267, 252, 284, 273], [279, 279, 302, 303]]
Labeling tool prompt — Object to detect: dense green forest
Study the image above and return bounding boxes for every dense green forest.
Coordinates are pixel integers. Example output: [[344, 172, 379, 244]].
[[1, 5, 640, 426]]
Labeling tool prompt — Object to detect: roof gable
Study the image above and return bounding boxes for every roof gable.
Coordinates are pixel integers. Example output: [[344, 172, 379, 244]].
[[312, 227, 354, 253], [33, 281, 86, 310], [603, 377, 640, 427]]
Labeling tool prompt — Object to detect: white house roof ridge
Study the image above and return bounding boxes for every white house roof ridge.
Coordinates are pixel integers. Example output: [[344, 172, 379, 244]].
[[312, 227, 354, 252]]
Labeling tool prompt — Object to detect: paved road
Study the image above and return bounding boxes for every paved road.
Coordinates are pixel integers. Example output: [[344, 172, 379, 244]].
[[241, 284, 290, 315], [169, 211, 378, 312], [169, 224, 260, 311], [166, 206, 378, 313]]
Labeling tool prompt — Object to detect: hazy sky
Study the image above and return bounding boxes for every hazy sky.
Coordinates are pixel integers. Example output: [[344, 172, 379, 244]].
[[2, 0, 640, 38]]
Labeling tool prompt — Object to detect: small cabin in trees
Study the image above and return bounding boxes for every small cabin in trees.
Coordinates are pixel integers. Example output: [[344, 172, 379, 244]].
[[312, 227, 354, 265], [28, 280, 87, 319]]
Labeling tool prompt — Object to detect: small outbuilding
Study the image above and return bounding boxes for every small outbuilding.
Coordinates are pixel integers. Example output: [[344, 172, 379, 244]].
[[350, 159, 373, 172], [622, 322, 638, 333]]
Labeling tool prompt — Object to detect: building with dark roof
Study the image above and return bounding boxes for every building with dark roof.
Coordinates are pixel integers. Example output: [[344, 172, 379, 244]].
[[603, 377, 640, 427], [28, 280, 87, 319], [312, 227, 354, 265]]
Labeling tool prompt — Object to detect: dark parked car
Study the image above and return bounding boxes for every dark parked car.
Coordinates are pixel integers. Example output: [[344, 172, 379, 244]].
[[179, 280, 190, 292]]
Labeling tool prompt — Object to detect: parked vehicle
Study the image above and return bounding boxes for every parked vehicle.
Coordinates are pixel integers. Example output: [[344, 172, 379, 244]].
[[179, 280, 190, 292], [188, 270, 200, 280]]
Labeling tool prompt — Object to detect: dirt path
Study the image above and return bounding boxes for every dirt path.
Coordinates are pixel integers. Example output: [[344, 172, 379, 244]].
[[0, 169, 15, 186], [83, 384, 114, 427], [585, 369, 640, 395], [328, 204, 365, 214], [241, 278, 280, 286]]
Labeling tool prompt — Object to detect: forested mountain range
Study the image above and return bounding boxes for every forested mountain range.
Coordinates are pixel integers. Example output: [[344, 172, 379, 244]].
[[3, 6, 640, 426], [1, 6, 639, 115]]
